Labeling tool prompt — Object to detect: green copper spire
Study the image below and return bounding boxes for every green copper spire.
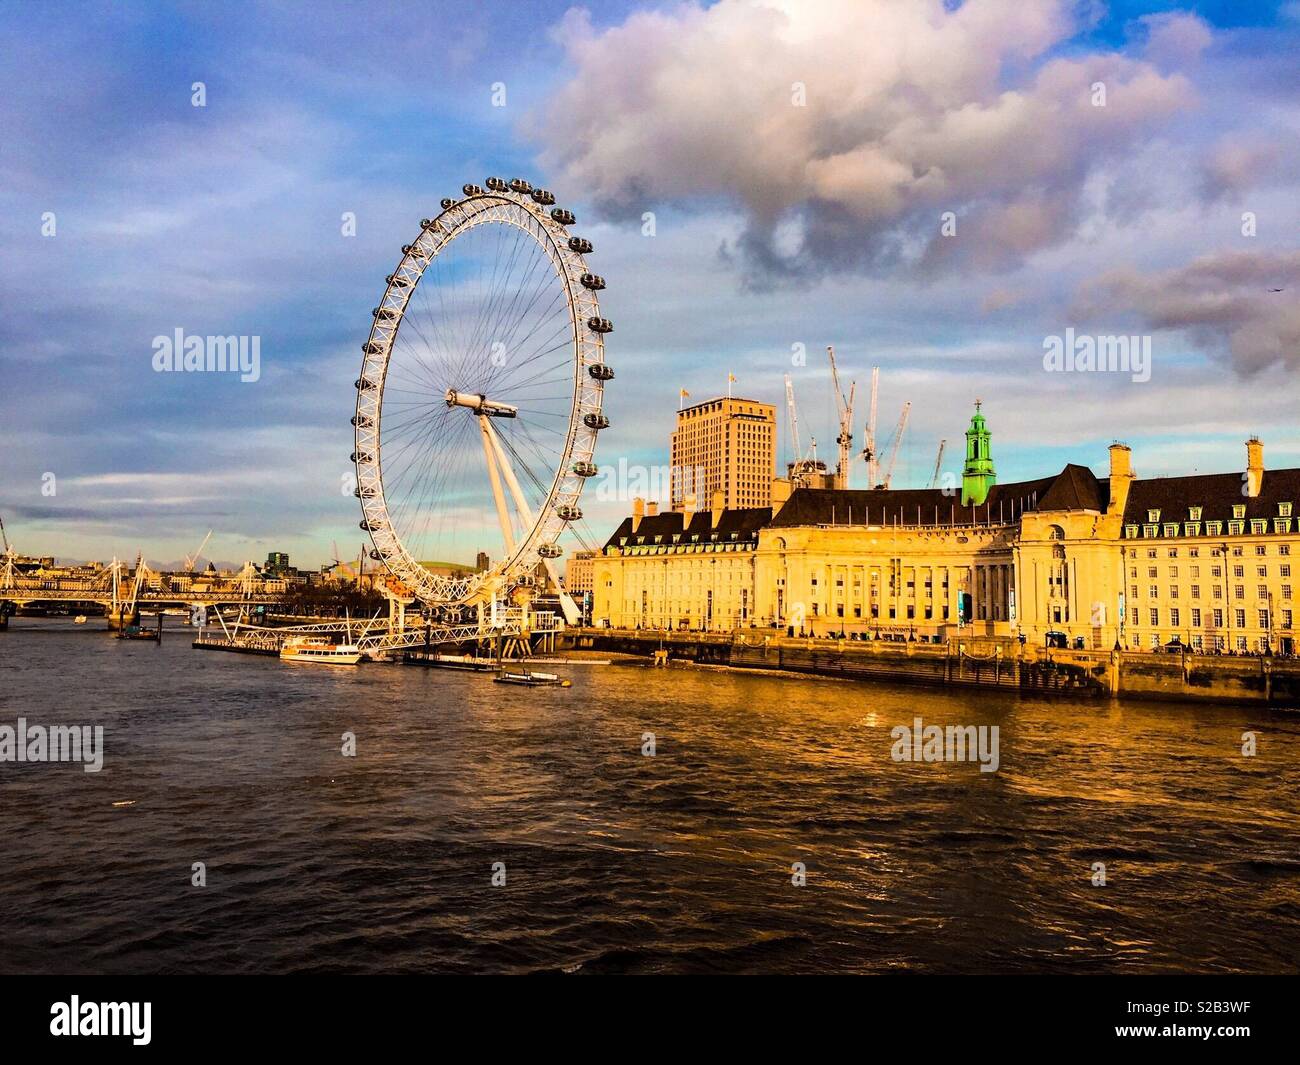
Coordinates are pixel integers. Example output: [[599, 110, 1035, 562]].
[[961, 399, 996, 507]]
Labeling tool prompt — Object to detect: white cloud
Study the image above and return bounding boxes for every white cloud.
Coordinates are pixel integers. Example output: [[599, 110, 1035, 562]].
[[535, 0, 1203, 278]]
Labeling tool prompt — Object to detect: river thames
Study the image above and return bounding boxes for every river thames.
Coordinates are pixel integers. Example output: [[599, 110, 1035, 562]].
[[1, 619, 1298, 974]]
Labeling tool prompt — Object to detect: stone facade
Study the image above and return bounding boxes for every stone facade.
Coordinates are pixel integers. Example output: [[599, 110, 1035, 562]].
[[593, 408, 1299, 653]]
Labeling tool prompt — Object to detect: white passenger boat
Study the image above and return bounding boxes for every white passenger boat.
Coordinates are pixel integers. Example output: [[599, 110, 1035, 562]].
[[279, 635, 362, 665], [74, 615, 88, 625]]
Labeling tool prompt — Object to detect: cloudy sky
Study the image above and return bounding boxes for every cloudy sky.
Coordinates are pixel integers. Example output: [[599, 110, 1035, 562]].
[[2, 0, 1297, 568]]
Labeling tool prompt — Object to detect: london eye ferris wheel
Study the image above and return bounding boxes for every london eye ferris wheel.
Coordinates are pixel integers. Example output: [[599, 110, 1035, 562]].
[[351, 177, 613, 619]]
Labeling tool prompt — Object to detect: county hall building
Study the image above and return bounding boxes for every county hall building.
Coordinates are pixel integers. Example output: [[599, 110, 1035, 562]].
[[591, 402, 1298, 654]]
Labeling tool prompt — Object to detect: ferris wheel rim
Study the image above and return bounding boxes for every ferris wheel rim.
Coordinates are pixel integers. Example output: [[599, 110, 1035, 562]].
[[351, 182, 608, 606]]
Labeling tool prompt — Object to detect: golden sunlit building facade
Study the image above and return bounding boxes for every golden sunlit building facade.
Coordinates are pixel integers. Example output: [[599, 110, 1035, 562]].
[[670, 396, 776, 512], [594, 406, 1299, 654]]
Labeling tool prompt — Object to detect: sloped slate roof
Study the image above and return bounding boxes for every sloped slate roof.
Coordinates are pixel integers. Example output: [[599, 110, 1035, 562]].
[[1037, 463, 1108, 512], [768, 467, 1101, 528], [605, 506, 773, 548], [1123, 469, 1300, 526]]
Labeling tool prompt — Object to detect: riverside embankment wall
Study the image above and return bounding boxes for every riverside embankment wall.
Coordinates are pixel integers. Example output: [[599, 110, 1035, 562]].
[[561, 628, 1300, 706]]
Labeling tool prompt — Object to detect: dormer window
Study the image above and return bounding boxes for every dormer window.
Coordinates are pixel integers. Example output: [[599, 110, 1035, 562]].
[[1280, 502, 1293, 517], [1233, 504, 1246, 519], [1147, 509, 1161, 523], [1189, 506, 1202, 521]]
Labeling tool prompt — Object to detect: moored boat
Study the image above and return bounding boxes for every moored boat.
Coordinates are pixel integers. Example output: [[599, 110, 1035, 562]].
[[407, 652, 499, 672], [494, 669, 571, 687], [279, 635, 362, 665]]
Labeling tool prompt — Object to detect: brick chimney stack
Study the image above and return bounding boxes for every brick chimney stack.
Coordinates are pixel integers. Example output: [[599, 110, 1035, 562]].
[[632, 496, 645, 533], [1106, 442, 1135, 516], [1246, 437, 1264, 498]]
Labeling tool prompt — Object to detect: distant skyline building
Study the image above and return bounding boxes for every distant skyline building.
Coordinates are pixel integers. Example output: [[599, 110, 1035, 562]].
[[670, 396, 776, 513], [565, 549, 596, 597]]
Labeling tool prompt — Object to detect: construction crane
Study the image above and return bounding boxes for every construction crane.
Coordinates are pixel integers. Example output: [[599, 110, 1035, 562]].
[[183, 529, 213, 572], [783, 373, 803, 470], [783, 374, 828, 488], [928, 439, 947, 489], [878, 402, 911, 489], [827, 346, 856, 490], [0, 513, 9, 553], [861, 367, 880, 488]]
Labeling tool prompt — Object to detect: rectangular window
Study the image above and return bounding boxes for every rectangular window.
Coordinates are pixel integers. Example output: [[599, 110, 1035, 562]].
[[1170, 608, 1180, 627], [1191, 609, 1201, 627], [1149, 608, 1159, 626]]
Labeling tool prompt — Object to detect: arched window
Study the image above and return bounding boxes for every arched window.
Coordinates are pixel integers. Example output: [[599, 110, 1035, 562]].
[[1047, 525, 1066, 541]]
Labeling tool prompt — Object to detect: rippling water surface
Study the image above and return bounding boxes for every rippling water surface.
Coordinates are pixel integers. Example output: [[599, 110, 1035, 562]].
[[2, 619, 1298, 974]]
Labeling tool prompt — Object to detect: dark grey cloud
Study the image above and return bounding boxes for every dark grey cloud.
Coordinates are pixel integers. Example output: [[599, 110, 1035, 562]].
[[1074, 249, 1300, 374]]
